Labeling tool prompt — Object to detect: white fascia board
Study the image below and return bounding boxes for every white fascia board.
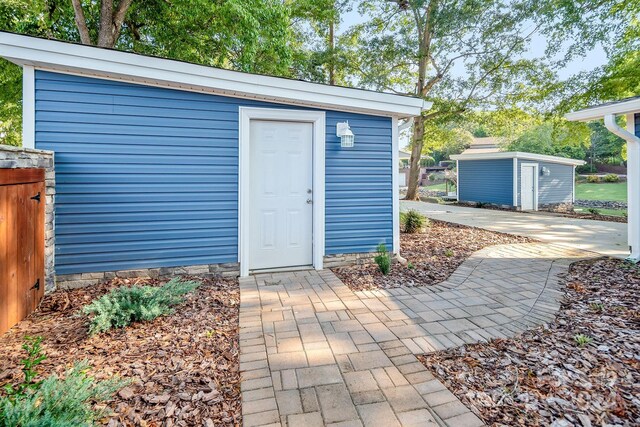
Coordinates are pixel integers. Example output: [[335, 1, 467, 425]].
[[565, 99, 640, 122], [0, 32, 430, 118], [450, 151, 585, 166]]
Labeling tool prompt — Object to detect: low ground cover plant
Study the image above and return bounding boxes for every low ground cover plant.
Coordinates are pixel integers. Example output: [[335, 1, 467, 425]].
[[0, 337, 125, 427], [82, 278, 200, 334]]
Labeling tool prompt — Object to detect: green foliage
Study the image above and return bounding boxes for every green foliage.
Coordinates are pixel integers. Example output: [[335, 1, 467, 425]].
[[576, 164, 597, 174], [374, 243, 391, 275], [574, 333, 593, 347], [603, 173, 620, 183], [587, 208, 601, 215], [444, 249, 454, 257], [400, 210, 427, 234], [589, 302, 605, 313], [0, 337, 126, 427], [587, 175, 600, 183], [2, 336, 46, 401], [503, 120, 590, 160], [0, 361, 126, 427], [82, 278, 200, 334], [407, 261, 414, 270]]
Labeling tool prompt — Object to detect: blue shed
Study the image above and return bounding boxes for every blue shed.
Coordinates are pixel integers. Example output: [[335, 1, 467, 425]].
[[450, 151, 585, 211], [0, 32, 428, 284]]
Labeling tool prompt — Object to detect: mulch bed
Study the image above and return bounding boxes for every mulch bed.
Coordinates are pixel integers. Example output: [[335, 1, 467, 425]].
[[0, 276, 241, 427], [453, 201, 627, 223], [418, 258, 640, 426], [332, 220, 532, 291], [560, 211, 627, 223]]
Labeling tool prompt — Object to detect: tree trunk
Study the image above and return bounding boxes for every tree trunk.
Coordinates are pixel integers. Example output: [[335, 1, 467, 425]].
[[405, 115, 425, 200], [71, 0, 134, 48]]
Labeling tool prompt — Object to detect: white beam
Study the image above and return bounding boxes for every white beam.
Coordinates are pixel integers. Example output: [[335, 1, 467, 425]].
[[22, 65, 35, 148]]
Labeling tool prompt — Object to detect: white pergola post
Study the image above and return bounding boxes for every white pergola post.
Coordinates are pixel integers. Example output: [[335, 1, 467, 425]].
[[625, 113, 640, 259]]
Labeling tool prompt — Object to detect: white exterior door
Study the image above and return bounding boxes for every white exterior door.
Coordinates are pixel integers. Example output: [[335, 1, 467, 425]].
[[520, 164, 537, 210], [249, 120, 313, 270]]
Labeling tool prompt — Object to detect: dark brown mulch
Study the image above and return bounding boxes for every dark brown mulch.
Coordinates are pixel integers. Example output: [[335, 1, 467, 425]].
[[561, 211, 627, 223], [0, 276, 241, 427], [332, 220, 533, 291], [418, 258, 640, 427]]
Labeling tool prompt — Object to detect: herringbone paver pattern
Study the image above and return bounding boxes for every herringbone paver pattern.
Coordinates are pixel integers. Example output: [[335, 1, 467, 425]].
[[239, 243, 594, 427]]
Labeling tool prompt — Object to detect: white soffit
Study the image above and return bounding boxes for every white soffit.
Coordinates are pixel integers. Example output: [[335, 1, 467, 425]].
[[566, 97, 640, 122], [0, 32, 431, 118]]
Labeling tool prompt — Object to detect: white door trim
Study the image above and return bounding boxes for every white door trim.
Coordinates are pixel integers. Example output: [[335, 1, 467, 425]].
[[239, 107, 325, 277], [520, 162, 539, 211]]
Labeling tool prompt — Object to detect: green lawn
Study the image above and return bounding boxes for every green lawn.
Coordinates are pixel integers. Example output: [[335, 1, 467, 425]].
[[424, 182, 456, 191], [575, 182, 627, 202]]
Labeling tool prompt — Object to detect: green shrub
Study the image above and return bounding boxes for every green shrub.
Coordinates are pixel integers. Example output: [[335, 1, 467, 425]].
[[374, 244, 391, 275], [400, 210, 428, 233], [82, 278, 200, 334], [0, 337, 126, 427], [587, 208, 601, 215], [586, 175, 600, 183], [603, 173, 620, 183], [444, 249, 454, 257]]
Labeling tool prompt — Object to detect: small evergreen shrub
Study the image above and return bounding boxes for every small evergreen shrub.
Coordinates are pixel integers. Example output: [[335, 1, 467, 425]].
[[374, 243, 391, 275], [0, 337, 126, 427], [603, 173, 620, 183], [400, 210, 428, 233], [586, 175, 600, 183], [587, 208, 601, 215], [82, 278, 200, 334]]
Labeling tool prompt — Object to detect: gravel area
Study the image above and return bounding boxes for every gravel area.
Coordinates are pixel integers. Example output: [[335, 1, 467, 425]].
[[418, 258, 640, 426], [0, 277, 241, 426], [332, 220, 533, 291]]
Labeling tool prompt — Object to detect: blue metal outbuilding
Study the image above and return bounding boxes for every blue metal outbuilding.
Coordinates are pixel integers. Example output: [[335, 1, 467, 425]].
[[0, 32, 428, 280], [450, 151, 585, 211]]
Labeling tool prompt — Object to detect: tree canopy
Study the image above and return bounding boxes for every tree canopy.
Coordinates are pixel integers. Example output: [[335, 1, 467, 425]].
[[0, 0, 637, 162]]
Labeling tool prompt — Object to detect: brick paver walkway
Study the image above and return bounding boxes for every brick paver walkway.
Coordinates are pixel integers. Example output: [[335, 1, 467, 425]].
[[238, 243, 595, 427]]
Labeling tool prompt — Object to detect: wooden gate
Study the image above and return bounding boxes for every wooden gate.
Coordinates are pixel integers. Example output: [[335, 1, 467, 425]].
[[0, 169, 45, 334]]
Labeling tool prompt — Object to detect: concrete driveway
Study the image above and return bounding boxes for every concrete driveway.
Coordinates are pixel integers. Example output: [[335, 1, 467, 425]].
[[401, 201, 628, 259]]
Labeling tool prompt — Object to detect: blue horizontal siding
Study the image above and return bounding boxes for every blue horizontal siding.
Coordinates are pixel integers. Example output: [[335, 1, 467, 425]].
[[36, 71, 393, 274], [458, 159, 513, 206], [636, 113, 640, 137]]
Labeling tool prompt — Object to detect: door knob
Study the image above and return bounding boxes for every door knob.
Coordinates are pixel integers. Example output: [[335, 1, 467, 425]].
[[307, 189, 312, 194]]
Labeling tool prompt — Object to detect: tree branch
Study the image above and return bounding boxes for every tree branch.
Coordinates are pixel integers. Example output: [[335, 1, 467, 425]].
[[112, 0, 135, 44], [70, 0, 92, 45]]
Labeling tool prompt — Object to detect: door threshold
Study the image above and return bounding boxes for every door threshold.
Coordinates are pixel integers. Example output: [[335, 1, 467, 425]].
[[250, 265, 314, 275]]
